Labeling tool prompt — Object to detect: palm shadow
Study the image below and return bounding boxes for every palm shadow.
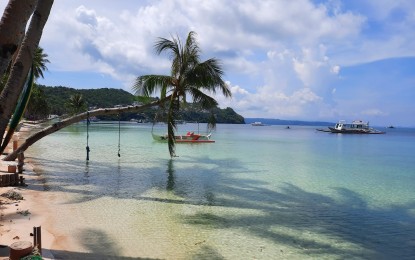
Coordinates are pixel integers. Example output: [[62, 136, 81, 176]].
[[23, 155, 415, 259]]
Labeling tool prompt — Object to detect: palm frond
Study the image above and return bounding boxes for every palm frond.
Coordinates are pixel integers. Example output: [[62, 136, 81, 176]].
[[154, 36, 180, 57], [207, 113, 217, 131], [133, 75, 172, 97], [188, 88, 218, 109], [185, 59, 231, 97], [33, 47, 50, 79]]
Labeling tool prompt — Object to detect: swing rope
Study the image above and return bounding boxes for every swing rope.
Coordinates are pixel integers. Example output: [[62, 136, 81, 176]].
[[86, 111, 90, 161], [117, 113, 121, 157]]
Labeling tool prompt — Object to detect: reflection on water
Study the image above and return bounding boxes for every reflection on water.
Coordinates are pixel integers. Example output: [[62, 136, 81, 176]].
[[166, 159, 175, 191], [26, 123, 415, 259]]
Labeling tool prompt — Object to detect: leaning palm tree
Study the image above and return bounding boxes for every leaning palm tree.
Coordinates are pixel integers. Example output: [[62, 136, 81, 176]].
[[0, 0, 54, 149], [133, 31, 232, 157]]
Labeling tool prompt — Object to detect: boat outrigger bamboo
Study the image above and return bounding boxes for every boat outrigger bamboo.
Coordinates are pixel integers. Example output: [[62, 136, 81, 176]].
[[152, 131, 215, 143]]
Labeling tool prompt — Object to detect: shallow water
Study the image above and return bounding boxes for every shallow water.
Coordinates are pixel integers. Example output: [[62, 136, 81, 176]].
[[28, 123, 415, 259]]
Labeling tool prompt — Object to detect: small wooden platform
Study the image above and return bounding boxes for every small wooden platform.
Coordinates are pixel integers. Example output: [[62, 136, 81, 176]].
[[0, 172, 25, 187]]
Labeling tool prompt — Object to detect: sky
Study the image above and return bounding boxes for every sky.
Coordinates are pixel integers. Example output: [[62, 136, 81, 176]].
[[2, 0, 415, 126]]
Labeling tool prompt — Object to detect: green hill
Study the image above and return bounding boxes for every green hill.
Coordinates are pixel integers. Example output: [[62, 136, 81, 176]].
[[38, 85, 245, 124]]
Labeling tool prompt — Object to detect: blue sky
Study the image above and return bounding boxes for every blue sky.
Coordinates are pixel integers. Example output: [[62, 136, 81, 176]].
[[2, 0, 414, 126]]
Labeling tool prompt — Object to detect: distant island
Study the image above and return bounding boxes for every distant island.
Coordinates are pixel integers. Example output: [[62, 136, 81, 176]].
[[244, 118, 334, 126]]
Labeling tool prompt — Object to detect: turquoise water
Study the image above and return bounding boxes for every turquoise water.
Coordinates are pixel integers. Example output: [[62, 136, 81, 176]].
[[28, 123, 415, 259]]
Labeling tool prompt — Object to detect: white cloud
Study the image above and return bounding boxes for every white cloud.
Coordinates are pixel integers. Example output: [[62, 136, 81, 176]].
[[331, 65, 341, 74]]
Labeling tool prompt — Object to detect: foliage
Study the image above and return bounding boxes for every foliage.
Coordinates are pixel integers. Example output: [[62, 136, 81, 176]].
[[25, 84, 50, 120], [66, 93, 86, 115], [38, 85, 244, 123], [39, 85, 136, 115], [33, 46, 49, 79]]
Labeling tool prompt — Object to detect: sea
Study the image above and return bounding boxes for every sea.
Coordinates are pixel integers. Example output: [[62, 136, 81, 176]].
[[27, 122, 415, 259]]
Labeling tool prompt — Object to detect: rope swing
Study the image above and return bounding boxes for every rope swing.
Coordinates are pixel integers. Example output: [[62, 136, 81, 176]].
[[117, 113, 121, 157], [86, 111, 90, 161]]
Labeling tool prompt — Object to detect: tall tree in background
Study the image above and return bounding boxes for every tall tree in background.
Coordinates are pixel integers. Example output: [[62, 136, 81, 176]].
[[25, 46, 50, 119], [25, 86, 49, 120], [66, 93, 86, 115], [133, 31, 231, 157], [33, 46, 49, 79], [0, 0, 54, 147]]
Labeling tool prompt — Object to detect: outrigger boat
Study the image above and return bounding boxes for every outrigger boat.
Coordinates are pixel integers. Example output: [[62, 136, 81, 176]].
[[317, 120, 385, 134], [152, 131, 215, 143]]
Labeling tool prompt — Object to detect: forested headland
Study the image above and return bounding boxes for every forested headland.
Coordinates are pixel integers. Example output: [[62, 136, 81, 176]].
[[33, 85, 245, 124]]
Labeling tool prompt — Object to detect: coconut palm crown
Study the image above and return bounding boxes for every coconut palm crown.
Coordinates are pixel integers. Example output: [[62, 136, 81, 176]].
[[33, 46, 50, 79], [133, 31, 231, 157]]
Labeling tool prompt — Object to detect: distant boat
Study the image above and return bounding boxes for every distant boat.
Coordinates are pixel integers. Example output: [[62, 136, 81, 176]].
[[251, 122, 265, 126], [320, 120, 385, 134], [387, 125, 395, 129], [152, 132, 215, 143]]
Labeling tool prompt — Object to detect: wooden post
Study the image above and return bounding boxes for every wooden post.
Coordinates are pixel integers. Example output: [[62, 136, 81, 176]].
[[33, 226, 42, 254], [17, 152, 24, 173], [13, 140, 18, 151], [9, 241, 33, 260]]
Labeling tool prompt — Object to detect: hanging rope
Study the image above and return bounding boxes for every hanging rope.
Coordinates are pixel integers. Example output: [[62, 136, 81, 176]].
[[86, 111, 90, 161], [117, 113, 121, 157]]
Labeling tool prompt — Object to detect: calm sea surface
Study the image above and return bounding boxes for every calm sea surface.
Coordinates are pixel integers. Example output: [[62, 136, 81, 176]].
[[28, 123, 415, 259]]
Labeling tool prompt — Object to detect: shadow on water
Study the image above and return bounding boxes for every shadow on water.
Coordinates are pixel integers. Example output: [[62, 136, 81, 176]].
[[26, 155, 415, 259], [48, 229, 160, 260], [49, 229, 159, 259]]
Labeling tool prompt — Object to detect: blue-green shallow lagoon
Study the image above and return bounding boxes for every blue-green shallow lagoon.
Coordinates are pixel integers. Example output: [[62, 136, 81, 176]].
[[28, 123, 415, 259]]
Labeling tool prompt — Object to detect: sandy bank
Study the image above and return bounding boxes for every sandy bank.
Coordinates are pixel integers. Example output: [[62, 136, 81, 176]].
[[1, 124, 56, 259], [0, 165, 56, 259]]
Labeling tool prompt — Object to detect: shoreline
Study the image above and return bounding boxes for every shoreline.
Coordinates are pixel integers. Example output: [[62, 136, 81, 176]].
[[0, 124, 56, 259]]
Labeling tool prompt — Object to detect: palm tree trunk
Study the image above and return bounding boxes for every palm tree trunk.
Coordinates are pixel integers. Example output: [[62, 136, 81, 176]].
[[0, 0, 37, 79], [0, 0, 53, 147], [3, 97, 169, 161]]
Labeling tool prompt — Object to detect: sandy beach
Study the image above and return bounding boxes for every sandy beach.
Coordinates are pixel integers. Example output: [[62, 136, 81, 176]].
[[0, 125, 56, 259], [0, 163, 56, 259]]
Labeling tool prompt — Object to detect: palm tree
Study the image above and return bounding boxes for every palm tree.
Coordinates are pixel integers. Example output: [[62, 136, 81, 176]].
[[24, 47, 50, 119], [33, 46, 50, 79], [133, 31, 231, 157], [66, 93, 86, 115], [0, 0, 54, 147]]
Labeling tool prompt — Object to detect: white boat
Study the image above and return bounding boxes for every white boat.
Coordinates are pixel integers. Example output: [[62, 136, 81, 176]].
[[324, 120, 385, 134], [251, 122, 265, 126]]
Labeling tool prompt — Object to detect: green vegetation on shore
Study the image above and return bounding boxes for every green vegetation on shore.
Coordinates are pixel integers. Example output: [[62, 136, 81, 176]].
[[38, 85, 245, 124]]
